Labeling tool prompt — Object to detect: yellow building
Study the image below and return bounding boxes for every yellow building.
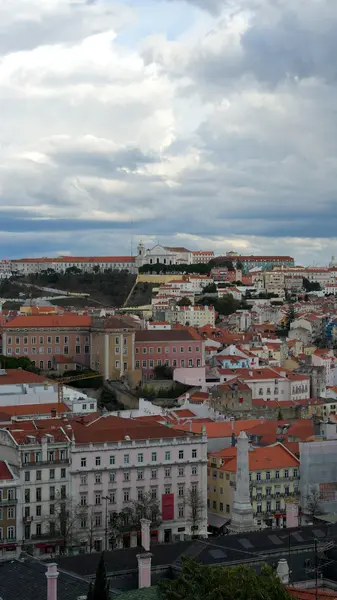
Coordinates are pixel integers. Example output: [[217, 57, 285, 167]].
[[90, 316, 141, 384], [208, 442, 300, 529]]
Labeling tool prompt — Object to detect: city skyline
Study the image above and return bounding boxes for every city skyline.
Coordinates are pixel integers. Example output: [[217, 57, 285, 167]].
[[1, 0, 337, 263]]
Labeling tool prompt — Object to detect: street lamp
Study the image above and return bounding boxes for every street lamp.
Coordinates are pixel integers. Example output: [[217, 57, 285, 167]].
[[102, 496, 109, 551]]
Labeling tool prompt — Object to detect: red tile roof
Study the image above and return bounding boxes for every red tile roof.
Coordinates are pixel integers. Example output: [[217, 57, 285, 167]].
[[13, 256, 135, 264], [211, 443, 299, 472], [175, 419, 261, 438], [0, 461, 13, 481], [0, 370, 51, 385], [4, 314, 92, 328], [1, 402, 69, 417], [135, 329, 202, 342]]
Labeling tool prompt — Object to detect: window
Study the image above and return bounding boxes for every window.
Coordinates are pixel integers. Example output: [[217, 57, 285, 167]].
[[7, 348, 12, 355], [266, 501, 271, 512], [81, 518, 87, 529], [276, 501, 281, 511], [90, 403, 95, 410], [15, 348, 20, 355], [180, 347, 184, 353], [80, 494, 87, 506], [7, 526, 15, 540], [142, 360, 147, 368], [80, 474, 87, 485], [137, 470, 144, 480], [137, 453, 143, 463], [95, 473, 101, 484], [178, 484, 184, 497], [123, 490, 130, 502], [178, 450, 184, 460], [181, 359, 185, 367], [47, 347, 52, 354], [275, 470, 280, 479], [165, 451, 171, 461], [293, 469, 298, 478], [137, 489, 144, 500], [50, 504, 55, 515], [178, 467, 184, 477], [49, 486, 55, 501], [39, 336, 44, 344], [192, 466, 197, 476], [95, 513, 102, 527], [36, 523, 42, 536], [192, 448, 197, 458], [115, 360, 120, 369], [109, 472, 115, 483], [55, 336, 60, 344], [25, 489, 30, 503], [95, 456, 101, 466], [173, 360, 177, 367], [110, 455, 115, 465], [266, 471, 270, 480], [7, 337, 12, 344], [115, 336, 120, 345], [7, 506, 15, 519], [47, 360, 52, 369], [142, 347, 147, 354], [76, 346, 81, 354], [256, 472, 261, 481], [135, 360, 140, 368], [39, 360, 44, 369], [212, 500, 216, 510], [149, 347, 154, 354], [25, 471, 30, 482], [157, 347, 162, 353], [285, 486, 290, 496], [36, 505, 41, 517], [188, 359, 193, 367], [124, 454, 129, 464], [95, 494, 101, 505], [48, 451, 55, 462], [109, 491, 116, 504], [151, 469, 157, 479], [165, 468, 171, 478], [284, 470, 289, 479], [178, 504, 184, 518], [36, 470, 41, 481], [149, 359, 154, 368], [266, 487, 272, 497], [85, 345, 90, 354], [220, 502, 224, 512], [49, 469, 55, 480], [64, 346, 69, 355], [124, 472, 130, 481], [151, 452, 157, 462], [81, 457, 87, 468], [164, 485, 171, 495], [64, 336, 69, 344], [256, 504, 262, 514]]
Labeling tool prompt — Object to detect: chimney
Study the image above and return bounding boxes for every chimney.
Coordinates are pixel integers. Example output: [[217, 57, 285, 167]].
[[276, 558, 289, 585], [140, 518, 151, 552], [46, 563, 59, 600], [51, 408, 57, 418]]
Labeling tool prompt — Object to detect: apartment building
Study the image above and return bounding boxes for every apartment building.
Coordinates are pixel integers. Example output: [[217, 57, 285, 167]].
[[220, 368, 310, 402], [2, 315, 92, 371], [191, 251, 214, 263], [0, 422, 71, 556], [165, 305, 215, 328], [0, 461, 20, 557], [70, 415, 208, 550], [208, 443, 300, 529], [90, 316, 138, 381], [213, 255, 295, 272], [135, 329, 205, 379]]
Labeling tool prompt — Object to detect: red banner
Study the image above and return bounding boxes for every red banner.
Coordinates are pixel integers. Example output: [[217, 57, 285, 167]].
[[162, 493, 174, 521]]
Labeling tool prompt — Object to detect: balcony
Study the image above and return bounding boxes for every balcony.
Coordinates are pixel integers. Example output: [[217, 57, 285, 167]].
[[0, 498, 18, 505], [31, 531, 62, 541], [23, 458, 70, 467], [250, 476, 298, 486], [0, 538, 17, 545]]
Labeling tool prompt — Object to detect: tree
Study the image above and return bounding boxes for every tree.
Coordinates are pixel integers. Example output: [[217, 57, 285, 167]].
[[79, 505, 99, 553], [158, 558, 293, 600], [86, 582, 94, 600], [153, 364, 173, 380], [202, 283, 217, 293], [285, 305, 296, 330], [48, 494, 82, 554], [303, 277, 321, 292], [92, 553, 109, 600], [109, 493, 161, 548], [185, 488, 205, 536], [177, 296, 192, 306], [305, 486, 322, 521]]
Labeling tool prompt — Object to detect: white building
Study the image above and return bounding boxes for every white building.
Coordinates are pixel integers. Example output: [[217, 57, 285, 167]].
[[0, 424, 71, 557], [70, 415, 208, 549], [135, 242, 214, 268], [165, 305, 215, 327], [0, 369, 97, 414], [10, 256, 136, 275]]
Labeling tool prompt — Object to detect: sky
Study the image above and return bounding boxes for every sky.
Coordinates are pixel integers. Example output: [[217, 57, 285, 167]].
[[1, 0, 337, 264]]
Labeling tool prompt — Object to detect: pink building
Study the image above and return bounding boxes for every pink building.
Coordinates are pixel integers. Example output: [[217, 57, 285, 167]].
[[135, 330, 205, 379], [2, 314, 92, 371]]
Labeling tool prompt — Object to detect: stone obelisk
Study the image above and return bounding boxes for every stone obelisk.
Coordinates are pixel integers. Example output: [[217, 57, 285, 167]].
[[230, 431, 255, 532]]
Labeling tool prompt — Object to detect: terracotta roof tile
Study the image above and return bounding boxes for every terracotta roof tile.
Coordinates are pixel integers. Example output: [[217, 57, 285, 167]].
[[0, 369, 51, 385], [0, 461, 14, 481], [4, 314, 92, 328], [213, 443, 299, 472]]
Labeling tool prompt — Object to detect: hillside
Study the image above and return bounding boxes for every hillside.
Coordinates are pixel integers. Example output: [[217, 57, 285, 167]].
[[0, 271, 137, 308]]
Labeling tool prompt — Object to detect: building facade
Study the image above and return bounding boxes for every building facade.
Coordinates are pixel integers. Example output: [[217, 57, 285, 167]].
[[70, 416, 208, 549], [10, 256, 136, 275], [0, 461, 20, 558], [135, 330, 205, 379]]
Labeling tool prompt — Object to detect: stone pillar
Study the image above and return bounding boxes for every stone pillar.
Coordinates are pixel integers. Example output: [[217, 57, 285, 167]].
[[230, 431, 255, 533], [140, 518, 151, 552], [277, 558, 289, 584], [104, 333, 109, 380], [137, 553, 153, 589], [46, 563, 59, 600]]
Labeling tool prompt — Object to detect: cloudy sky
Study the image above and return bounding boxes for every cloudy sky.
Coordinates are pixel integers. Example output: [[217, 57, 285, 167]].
[[1, 0, 337, 264]]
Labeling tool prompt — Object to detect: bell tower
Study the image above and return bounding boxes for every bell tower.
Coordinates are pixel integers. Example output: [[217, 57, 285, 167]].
[[136, 241, 146, 268]]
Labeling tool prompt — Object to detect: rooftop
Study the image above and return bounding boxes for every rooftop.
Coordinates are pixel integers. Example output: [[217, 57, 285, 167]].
[[0, 369, 51, 386], [0, 461, 14, 481], [4, 313, 92, 328], [135, 329, 202, 342]]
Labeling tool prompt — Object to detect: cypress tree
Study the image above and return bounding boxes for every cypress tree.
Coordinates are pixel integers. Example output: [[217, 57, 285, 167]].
[[86, 582, 94, 600], [93, 553, 109, 600]]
